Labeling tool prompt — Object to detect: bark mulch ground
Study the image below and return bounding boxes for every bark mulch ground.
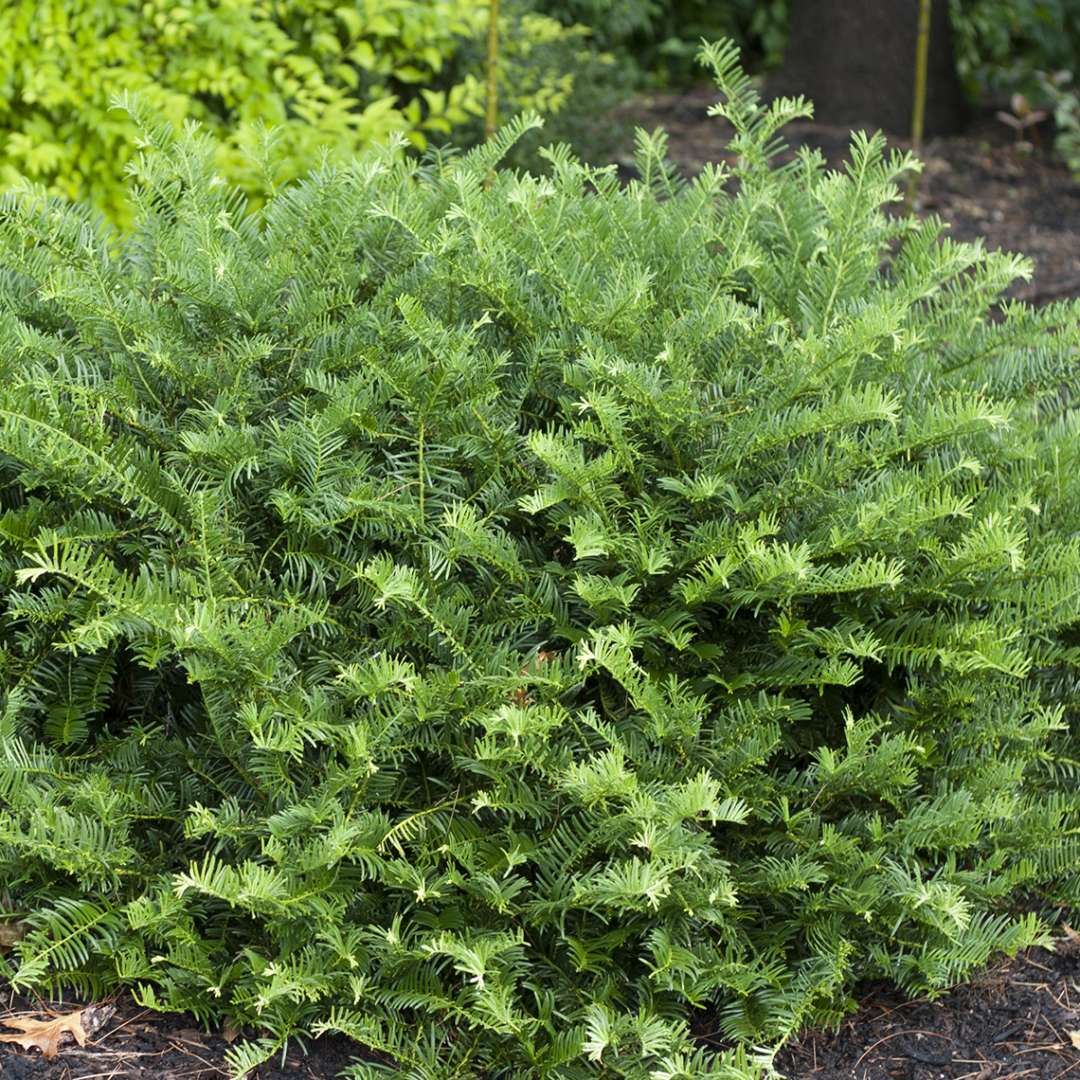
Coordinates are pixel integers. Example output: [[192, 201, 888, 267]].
[[3, 935, 1079, 1078], [615, 85, 1080, 308], [775, 934, 1080, 1080], [0, 986, 358, 1079]]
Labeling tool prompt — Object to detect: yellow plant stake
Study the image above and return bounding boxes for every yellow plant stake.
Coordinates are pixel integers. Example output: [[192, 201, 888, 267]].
[[485, 0, 501, 141], [905, 0, 932, 212]]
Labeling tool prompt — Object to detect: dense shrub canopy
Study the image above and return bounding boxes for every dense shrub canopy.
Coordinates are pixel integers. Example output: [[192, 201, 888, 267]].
[[0, 41, 1078, 1080]]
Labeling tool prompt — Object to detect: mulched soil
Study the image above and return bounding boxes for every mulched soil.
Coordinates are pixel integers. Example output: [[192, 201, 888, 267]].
[[0, 986, 359, 1079], [775, 936, 1080, 1080], [3, 939, 1078, 1079], [614, 85, 1080, 307]]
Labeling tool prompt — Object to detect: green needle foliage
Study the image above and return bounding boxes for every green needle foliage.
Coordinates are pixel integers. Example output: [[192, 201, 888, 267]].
[[1, 40, 1079, 1080]]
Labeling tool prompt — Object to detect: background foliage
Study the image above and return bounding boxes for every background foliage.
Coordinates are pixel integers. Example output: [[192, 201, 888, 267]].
[[951, 0, 1080, 176], [1, 41, 1079, 1079], [453, 0, 630, 163], [533, 0, 788, 85], [950, 0, 1080, 98], [0, 0, 490, 223], [0, 0, 604, 225], [6, 1, 1080, 228], [535, 0, 1080, 105], [531, 1, 1080, 173]]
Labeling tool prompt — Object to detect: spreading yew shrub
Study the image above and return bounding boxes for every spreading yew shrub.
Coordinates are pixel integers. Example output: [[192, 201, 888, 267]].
[[0, 42, 1078, 1080]]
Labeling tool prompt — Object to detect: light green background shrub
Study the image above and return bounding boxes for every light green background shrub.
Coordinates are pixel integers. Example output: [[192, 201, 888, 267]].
[[0, 0, 490, 223]]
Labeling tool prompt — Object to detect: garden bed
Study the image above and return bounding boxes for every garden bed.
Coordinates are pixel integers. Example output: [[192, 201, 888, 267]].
[[2, 64, 1078, 1080], [4, 934, 1080, 1078], [773, 933, 1080, 1080]]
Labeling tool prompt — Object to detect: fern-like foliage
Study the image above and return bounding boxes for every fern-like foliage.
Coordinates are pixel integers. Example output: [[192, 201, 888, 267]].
[[0, 41, 1078, 1080]]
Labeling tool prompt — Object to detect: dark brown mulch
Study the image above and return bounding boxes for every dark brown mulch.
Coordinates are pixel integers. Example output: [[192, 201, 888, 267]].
[[0, 986, 361, 1080], [4, 941, 1079, 1079], [615, 85, 1080, 307], [775, 936, 1080, 1080]]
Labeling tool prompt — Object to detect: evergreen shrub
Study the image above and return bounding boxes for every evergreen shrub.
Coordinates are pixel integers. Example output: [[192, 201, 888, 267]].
[[1, 41, 1079, 1080]]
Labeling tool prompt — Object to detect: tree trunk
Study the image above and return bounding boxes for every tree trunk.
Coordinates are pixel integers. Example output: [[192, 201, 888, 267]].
[[770, 0, 966, 136]]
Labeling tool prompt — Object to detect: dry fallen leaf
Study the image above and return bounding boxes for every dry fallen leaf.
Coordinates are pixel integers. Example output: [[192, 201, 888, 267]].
[[1060, 924, 1080, 957], [0, 920, 28, 950], [1069, 1029, 1080, 1051], [0, 1009, 89, 1058], [0, 1003, 114, 1059]]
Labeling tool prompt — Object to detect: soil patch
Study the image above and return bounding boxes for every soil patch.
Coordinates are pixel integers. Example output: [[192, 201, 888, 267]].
[[4, 941, 1079, 1079], [614, 86, 1080, 306], [0, 986, 360, 1079], [775, 937, 1080, 1080]]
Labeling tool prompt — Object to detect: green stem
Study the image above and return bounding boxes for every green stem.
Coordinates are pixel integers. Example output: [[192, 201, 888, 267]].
[[417, 420, 425, 521]]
